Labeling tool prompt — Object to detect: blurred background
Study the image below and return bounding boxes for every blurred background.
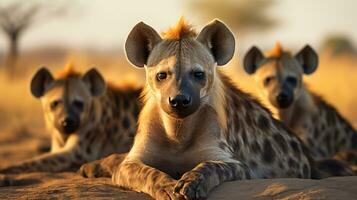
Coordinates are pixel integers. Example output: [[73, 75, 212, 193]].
[[0, 0, 357, 164]]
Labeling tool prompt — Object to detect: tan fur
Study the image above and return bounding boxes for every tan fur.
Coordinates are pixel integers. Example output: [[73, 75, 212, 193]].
[[0, 66, 142, 173], [250, 44, 357, 162], [81, 20, 316, 200]]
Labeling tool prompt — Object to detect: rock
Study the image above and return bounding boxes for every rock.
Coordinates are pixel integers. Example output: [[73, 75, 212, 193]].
[[0, 173, 356, 200]]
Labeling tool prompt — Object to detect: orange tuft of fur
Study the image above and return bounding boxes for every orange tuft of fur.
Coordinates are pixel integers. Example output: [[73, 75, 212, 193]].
[[265, 42, 284, 57], [56, 62, 82, 79], [162, 17, 197, 40]]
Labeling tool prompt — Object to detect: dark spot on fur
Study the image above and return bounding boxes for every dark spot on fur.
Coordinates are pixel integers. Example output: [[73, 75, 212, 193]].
[[334, 130, 339, 141], [326, 109, 336, 124], [249, 160, 257, 169], [262, 140, 275, 163], [278, 162, 284, 169], [339, 138, 346, 146], [232, 140, 240, 153], [86, 146, 92, 155], [237, 151, 246, 161], [219, 142, 228, 151], [49, 159, 57, 165], [320, 123, 326, 131], [245, 170, 251, 179], [313, 127, 320, 138], [245, 115, 254, 127], [251, 141, 261, 154], [241, 131, 248, 144], [75, 151, 83, 161], [57, 156, 66, 163], [324, 134, 332, 154], [123, 98, 130, 109], [258, 115, 270, 129], [273, 134, 287, 152], [316, 159, 352, 176], [302, 164, 309, 176], [344, 125, 352, 133], [289, 140, 300, 157], [318, 148, 326, 157], [112, 124, 119, 133], [288, 158, 297, 168], [351, 134, 357, 148], [133, 103, 140, 119], [122, 116, 130, 129]]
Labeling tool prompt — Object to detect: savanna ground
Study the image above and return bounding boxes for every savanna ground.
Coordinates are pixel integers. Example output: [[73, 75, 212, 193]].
[[0, 48, 357, 199]]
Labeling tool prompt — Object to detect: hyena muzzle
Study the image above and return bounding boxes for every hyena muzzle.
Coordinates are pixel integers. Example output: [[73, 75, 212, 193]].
[[243, 43, 357, 171], [79, 19, 334, 200], [0, 65, 141, 175]]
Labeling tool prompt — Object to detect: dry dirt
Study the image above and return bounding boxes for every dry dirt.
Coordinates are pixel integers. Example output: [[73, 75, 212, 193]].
[[0, 172, 356, 199], [0, 130, 356, 200]]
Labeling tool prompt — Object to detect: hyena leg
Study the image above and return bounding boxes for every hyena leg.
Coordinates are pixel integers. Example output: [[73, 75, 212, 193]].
[[79, 153, 127, 178], [0, 150, 82, 173], [174, 160, 250, 200], [112, 159, 185, 200]]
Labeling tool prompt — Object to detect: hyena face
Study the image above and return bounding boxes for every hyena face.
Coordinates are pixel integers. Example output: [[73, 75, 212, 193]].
[[125, 19, 235, 118], [145, 39, 215, 118], [243, 44, 318, 109], [31, 67, 106, 134]]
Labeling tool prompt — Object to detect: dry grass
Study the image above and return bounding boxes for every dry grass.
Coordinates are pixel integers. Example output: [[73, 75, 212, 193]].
[[0, 50, 356, 139]]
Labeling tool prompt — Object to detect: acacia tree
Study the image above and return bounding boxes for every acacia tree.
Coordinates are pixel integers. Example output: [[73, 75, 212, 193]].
[[187, 0, 277, 36], [0, 1, 66, 77]]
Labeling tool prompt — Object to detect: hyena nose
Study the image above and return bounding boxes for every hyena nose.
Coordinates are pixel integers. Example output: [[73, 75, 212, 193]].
[[61, 117, 78, 134], [169, 95, 192, 109], [276, 92, 292, 108]]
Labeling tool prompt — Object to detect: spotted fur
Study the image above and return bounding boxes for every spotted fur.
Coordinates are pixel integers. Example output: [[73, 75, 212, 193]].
[[0, 66, 141, 173], [244, 43, 357, 164], [81, 19, 318, 200]]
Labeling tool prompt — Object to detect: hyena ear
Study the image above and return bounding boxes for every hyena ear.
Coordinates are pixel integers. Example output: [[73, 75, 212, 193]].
[[197, 19, 235, 66], [295, 45, 319, 74], [125, 22, 162, 68], [82, 68, 106, 97], [243, 46, 265, 74], [30, 67, 54, 98]]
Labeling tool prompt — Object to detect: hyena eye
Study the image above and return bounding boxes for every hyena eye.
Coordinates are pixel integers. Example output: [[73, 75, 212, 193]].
[[193, 71, 205, 80], [156, 72, 167, 81], [264, 76, 275, 86], [73, 100, 84, 111], [286, 76, 298, 87], [50, 100, 61, 110]]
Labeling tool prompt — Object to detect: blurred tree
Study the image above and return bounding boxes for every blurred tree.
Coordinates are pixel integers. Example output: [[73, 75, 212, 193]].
[[0, 1, 67, 78], [321, 35, 356, 57], [187, 0, 277, 35]]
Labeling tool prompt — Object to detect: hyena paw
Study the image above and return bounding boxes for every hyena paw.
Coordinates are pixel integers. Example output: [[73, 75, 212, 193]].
[[78, 160, 110, 178], [156, 181, 185, 200], [174, 171, 209, 200]]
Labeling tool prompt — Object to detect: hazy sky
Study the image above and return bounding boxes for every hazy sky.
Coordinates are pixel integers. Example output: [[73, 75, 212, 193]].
[[0, 0, 356, 52]]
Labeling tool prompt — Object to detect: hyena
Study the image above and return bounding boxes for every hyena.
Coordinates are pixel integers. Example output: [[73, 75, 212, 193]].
[[0, 65, 141, 173], [243, 43, 357, 164], [80, 19, 335, 200]]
